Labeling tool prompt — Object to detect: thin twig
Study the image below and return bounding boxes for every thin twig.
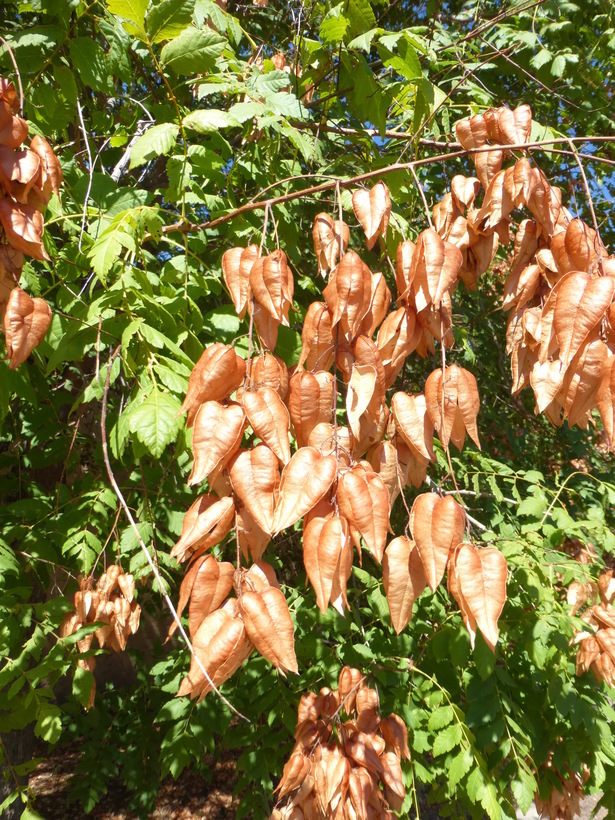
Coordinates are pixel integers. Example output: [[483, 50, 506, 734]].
[[410, 165, 433, 228], [100, 346, 249, 722], [564, 136, 603, 255], [76, 98, 94, 251], [149, 135, 615, 242]]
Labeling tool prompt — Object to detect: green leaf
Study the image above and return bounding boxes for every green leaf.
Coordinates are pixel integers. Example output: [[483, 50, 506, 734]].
[[146, 0, 195, 43], [347, 0, 376, 37], [550, 54, 567, 78], [129, 123, 180, 168], [517, 490, 547, 519], [432, 723, 463, 756], [106, 0, 149, 30], [320, 8, 349, 44], [128, 390, 183, 457], [73, 665, 95, 709], [160, 27, 225, 73], [448, 747, 473, 788], [183, 109, 241, 132], [428, 705, 454, 731], [511, 767, 537, 815], [88, 232, 123, 282], [480, 782, 501, 820], [20, 807, 46, 820], [34, 703, 62, 744]]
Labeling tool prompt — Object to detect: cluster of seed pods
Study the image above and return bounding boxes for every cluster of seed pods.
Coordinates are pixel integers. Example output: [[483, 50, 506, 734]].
[[0, 76, 62, 367]]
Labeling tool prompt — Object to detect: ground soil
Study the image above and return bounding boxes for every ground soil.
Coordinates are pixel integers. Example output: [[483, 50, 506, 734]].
[[29, 746, 239, 819]]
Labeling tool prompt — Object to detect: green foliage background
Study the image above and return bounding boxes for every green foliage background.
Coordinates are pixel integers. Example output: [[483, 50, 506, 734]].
[[1, 0, 615, 817]]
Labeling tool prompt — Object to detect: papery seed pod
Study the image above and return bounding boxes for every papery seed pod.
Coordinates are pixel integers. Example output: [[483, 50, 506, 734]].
[[409, 493, 466, 591], [171, 494, 235, 562], [424, 364, 481, 451], [303, 503, 351, 613], [323, 251, 372, 339], [188, 400, 246, 486], [228, 445, 280, 536], [380, 714, 410, 760], [222, 244, 259, 318], [250, 249, 294, 325], [250, 352, 289, 400], [181, 344, 246, 427], [336, 464, 390, 563], [2, 287, 52, 368], [168, 554, 235, 638], [312, 212, 349, 276], [239, 586, 298, 674], [178, 604, 253, 700], [243, 386, 291, 465], [382, 536, 426, 633], [352, 181, 391, 250], [297, 301, 334, 372], [287, 369, 335, 447], [0, 199, 49, 260], [273, 447, 337, 533], [338, 666, 364, 714], [391, 392, 435, 462], [449, 542, 507, 651]]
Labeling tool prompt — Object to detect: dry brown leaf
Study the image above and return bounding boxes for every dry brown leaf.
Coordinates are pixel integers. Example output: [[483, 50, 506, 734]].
[[171, 495, 235, 563], [239, 587, 298, 674], [188, 401, 246, 486], [409, 493, 466, 591], [382, 536, 427, 633], [2, 287, 52, 369], [336, 465, 390, 563], [273, 446, 337, 533], [352, 181, 391, 250], [228, 445, 280, 535], [243, 385, 291, 465]]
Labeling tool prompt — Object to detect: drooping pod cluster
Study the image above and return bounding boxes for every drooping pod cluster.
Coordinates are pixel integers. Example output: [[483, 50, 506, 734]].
[[170, 131, 513, 706], [59, 566, 140, 708], [441, 104, 615, 446], [0, 76, 62, 367], [570, 568, 615, 687], [166, 101, 615, 812], [270, 667, 409, 819]]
